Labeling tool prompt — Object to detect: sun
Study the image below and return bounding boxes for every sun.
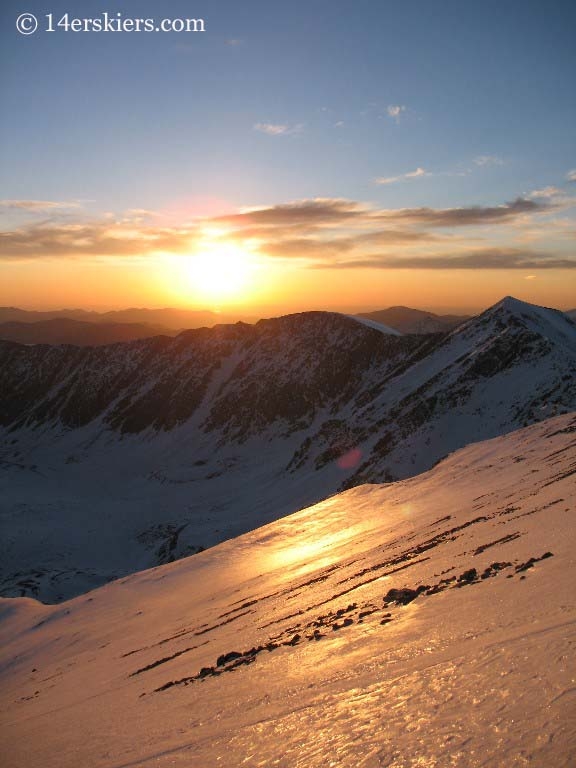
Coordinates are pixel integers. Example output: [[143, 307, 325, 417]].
[[188, 240, 257, 303]]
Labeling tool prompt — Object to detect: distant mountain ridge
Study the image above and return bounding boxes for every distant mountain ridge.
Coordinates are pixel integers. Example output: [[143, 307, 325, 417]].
[[0, 306, 257, 331], [0, 318, 177, 346], [0, 296, 575, 601], [358, 305, 470, 334], [2, 303, 573, 343]]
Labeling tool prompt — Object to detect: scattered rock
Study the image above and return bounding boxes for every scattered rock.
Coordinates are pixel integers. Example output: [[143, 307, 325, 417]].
[[457, 568, 478, 584], [216, 651, 242, 667], [384, 587, 419, 605], [198, 666, 214, 679], [332, 618, 354, 631]]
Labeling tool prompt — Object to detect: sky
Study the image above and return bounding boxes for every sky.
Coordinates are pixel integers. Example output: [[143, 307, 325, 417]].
[[1, 0, 575, 313]]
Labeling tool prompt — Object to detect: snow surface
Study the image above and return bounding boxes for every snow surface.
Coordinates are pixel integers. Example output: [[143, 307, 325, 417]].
[[0, 413, 574, 767]]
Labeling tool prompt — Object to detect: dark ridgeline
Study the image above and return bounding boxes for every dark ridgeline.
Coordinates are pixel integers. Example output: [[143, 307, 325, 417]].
[[0, 313, 429, 435], [357, 306, 470, 334], [1, 298, 575, 483]]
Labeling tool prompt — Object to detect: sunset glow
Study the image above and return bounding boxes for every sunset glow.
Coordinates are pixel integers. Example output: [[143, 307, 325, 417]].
[[185, 237, 259, 304], [1, 1, 575, 314]]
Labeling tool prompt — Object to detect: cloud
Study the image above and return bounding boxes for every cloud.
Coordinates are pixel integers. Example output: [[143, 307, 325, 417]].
[[123, 208, 158, 222], [253, 122, 303, 136], [386, 105, 406, 122], [0, 199, 81, 212], [566, 169, 576, 183], [529, 187, 561, 199], [374, 198, 549, 227], [375, 167, 430, 185], [262, 229, 438, 259], [216, 198, 368, 230], [318, 248, 576, 270], [262, 238, 355, 259], [473, 155, 504, 167], [0, 220, 201, 259], [0, 196, 560, 269]]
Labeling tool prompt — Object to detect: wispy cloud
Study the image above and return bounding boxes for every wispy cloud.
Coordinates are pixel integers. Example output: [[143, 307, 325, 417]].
[[318, 248, 576, 270], [566, 169, 576, 183], [0, 220, 201, 259], [375, 198, 547, 227], [374, 167, 430, 185], [219, 199, 368, 230], [473, 155, 504, 167], [386, 105, 406, 122], [0, 199, 81, 212], [1, 195, 567, 274], [253, 122, 303, 136], [529, 187, 561, 199], [264, 229, 438, 259]]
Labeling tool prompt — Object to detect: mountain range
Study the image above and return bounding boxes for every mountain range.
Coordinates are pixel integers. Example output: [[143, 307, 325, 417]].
[[1, 303, 573, 345], [1, 412, 574, 767], [0, 306, 249, 329], [1, 296, 575, 603]]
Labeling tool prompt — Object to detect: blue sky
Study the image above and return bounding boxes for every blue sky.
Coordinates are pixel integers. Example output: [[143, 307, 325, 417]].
[[1, 0, 575, 311]]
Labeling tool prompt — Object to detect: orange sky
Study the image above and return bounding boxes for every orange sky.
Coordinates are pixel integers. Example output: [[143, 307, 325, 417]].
[[1, 195, 575, 313]]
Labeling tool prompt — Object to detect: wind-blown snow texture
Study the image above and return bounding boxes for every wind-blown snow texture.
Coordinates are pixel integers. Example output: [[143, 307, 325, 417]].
[[1, 298, 575, 602], [0, 414, 574, 767]]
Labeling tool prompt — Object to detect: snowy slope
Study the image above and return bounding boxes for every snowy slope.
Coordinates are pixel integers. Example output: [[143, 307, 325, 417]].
[[1, 298, 575, 602], [340, 296, 576, 485], [0, 413, 574, 768]]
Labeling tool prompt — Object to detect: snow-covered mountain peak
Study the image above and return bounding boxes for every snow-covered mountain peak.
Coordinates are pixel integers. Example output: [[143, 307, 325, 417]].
[[483, 294, 568, 323], [495, 294, 537, 312], [450, 294, 576, 350], [482, 295, 576, 351]]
